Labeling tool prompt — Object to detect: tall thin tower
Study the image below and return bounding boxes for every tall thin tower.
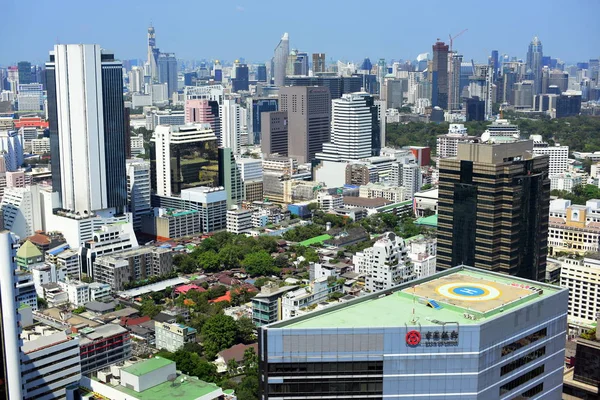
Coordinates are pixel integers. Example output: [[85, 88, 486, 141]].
[[432, 41, 449, 109], [45, 44, 127, 215], [147, 25, 159, 82], [273, 32, 289, 86], [526, 36, 543, 95]]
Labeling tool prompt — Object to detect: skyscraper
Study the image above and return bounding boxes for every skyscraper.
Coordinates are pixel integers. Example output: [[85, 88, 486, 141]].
[[231, 62, 249, 92], [17, 61, 32, 84], [312, 53, 326, 74], [437, 139, 550, 281], [158, 53, 178, 98], [280, 86, 331, 163], [220, 99, 241, 154], [256, 64, 267, 82], [46, 44, 127, 215], [448, 53, 463, 111], [317, 92, 382, 161], [273, 32, 289, 86], [526, 36, 543, 95], [218, 147, 243, 208], [147, 25, 159, 82], [432, 41, 449, 109]]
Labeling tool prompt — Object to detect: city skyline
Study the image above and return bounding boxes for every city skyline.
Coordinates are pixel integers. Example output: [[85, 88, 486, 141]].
[[1, 0, 598, 66]]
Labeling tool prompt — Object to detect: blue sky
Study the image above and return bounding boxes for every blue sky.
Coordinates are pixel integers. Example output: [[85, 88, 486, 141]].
[[1, 0, 598, 66]]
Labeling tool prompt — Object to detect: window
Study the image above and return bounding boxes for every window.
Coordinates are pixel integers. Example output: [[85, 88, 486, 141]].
[[499, 365, 544, 395], [501, 328, 547, 357], [501, 347, 546, 376]]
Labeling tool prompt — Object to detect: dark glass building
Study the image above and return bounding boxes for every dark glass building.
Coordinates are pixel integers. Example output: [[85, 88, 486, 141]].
[[556, 93, 582, 118], [251, 98, 278, 144], [284, 75, 362, 99], [232, 63, 249, 92], [17, 61, 32, 84], [464, 96, 485, 121], [437, 140, 550, 281], [432, 41, 449, 109], [158, 53, 178, 97], [256, 64, 267, 82]]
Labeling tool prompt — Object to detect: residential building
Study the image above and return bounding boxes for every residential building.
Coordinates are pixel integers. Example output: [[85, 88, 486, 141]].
[[560, 254, 600, 334], [1, 185, 43, 238], [312, 53, 326, 73], [47, 245, 80, 278], [154, 208, 201, 239], [273, 33, 289, 87], [405, 235, 437, 278], [92, 246, 173, 291], [281, 277, 342, 320], [58, 279, 90, 306], [280, 86, 331, 163], [261, 110, 288, 155], [78, 324, 132, 375], [413, 188, 438, 217], [359, 182, 407, 203], [46, 44, 127, 215], [126, 159, 152, 231], [548, 202, 600, 256], [436, 124, 477, 168], [31, 262, 67, 297], [151, 123, 219, 197], [438, 140, 550, 281], [16, 83, 44, 112], [130, 134, 144, 156], [549, 173, 582, 192], [402, 162, 423, 200], [226, 208, 254, 234], [353, 232, 415, 292], [252, 283, 298, 326], [155, 321, 197, 352], [258, 266, 568, 399], [237, 158, 263, 202], [30, 137, 50, 154], [317, 192, 343, 211], [530, 135, 568, 175]]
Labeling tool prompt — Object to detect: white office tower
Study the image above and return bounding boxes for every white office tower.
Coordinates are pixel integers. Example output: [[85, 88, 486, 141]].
[[126, 159, 152, 231], [560, 255, 600, 335], [128, 66, 144, 93], [353, 232, 416, 293], [273, 32, 289, 86], [318, 93, 373, 162], [220, 98, 241, 154], [0, 232, 24, 400], [1, 184, 43, 238], [530, 134, 569, 175], [482, 119, 520, 140], [402, 163, 423, 200], [436, 124, 476, 168]]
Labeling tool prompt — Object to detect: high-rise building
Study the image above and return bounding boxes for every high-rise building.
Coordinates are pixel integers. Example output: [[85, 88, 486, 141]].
[[158, 53, 178, 98], [231, 62, 249, 92], [0, 130, 24, 171], [490, 50, 499, 82], [317, 93, 381, 162], [258, 266, 568, 399], [220, 99, 241, 154], [218, 147, 243, 208], [402, 163, 423, 200], [526, 36, 543, 94], [530, 135, 568, 175], [438, 140, 550, 281], [312, 53, 326, 74], [261, 111, 288, 156], [448, 53, 463, 110], [147, 25, 159, 82], [353, 232, 415, 292], [513, 81, 534, 109], [128, 66, 144, 93], [126, 159, 152, 231], [17, 61, 32, 84], [436, 123, 477, 168], [1, 185, 43, 238], [256, 64, 267, 82], [151, 123, 219, 197], [273, 33, 289, 86], [280, 86, 331, 163], [46, 44, 127, 215], [184, 99, 221, 140], [432, 41, 449, 109], [248, 97, 278, 144], [16, 83, 44, 112], [295, 52, 309, 76]]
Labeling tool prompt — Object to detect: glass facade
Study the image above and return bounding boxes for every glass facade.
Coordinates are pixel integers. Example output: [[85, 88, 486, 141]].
[[573, 341, 600, 387]]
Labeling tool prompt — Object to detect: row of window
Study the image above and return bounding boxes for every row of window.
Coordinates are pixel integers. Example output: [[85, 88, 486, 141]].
[[268, 361, 383, 376], [501, 347, 546, 376], [499, 365, 544, 395], [268, 379, 383, 396], [501, 328, 547, 357]]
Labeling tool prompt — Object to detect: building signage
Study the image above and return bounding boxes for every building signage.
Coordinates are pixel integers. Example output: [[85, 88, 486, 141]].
[[407, 329, 459, 347]]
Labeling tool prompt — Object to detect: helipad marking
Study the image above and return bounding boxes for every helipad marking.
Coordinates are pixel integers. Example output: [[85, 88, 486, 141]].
[[436, 283, 501, 301]]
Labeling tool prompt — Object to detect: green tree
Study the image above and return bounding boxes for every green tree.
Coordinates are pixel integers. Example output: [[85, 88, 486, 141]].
[[201, 314, 239, 360], [227, 359, 239, 375], [242, 251, 277, 276], [236, 316, 256, 344], [420, 183, 433, 191], [72, 306, 86, 314], [197, 250, 221, 272], [37, 297, 48, 309], [253, 277, 270, 288], [139, 297, 162, 318], [174, 254, 198, 274], [236, 348, 259, 400], [219, 244, 244, 269]]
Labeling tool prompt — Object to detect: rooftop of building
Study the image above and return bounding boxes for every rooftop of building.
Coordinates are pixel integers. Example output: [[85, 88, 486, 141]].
[[270, 266, 564, 329], [415, 214, 438, 227], [16, 240, 43, 259], [298, 234, 332, 247], [122, 356, 173, 376], [343, 197, 393, 208], [22, 331, 73, 354], [78, 324, 128, 345]]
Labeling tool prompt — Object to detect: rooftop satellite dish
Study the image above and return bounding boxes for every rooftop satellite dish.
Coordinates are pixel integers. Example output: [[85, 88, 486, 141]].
[[481, 131, 491, 143]]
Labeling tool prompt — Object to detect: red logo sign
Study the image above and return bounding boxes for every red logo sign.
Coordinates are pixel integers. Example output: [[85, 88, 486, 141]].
[[406, 330, 421, 346]]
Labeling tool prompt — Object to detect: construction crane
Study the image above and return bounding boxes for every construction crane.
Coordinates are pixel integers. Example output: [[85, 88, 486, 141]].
[[448, 29, 468, 54]]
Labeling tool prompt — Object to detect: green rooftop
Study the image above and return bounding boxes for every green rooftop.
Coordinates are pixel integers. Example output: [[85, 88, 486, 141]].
[[299, 234, 332, 246], [171, 210, 198, 217], [122, 357, 174, 377], [415, 214, 438, 227], [96, 374, 222, 400], [275, 267, 563, 329], [16, 240, 42, 260], [379, 199, 412, 212]]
